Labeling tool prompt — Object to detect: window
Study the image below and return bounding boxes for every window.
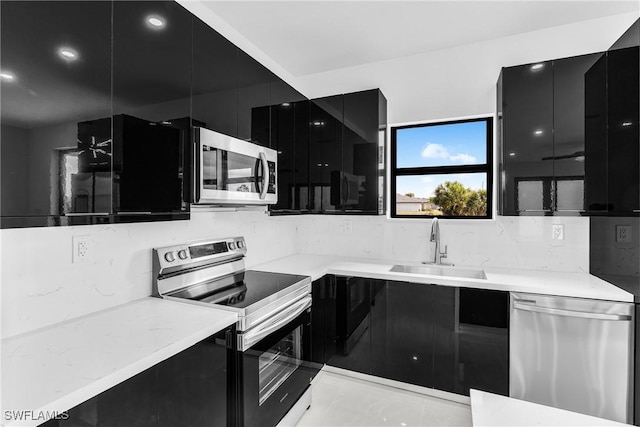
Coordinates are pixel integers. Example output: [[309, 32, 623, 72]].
[[391, 117, 493, 218]]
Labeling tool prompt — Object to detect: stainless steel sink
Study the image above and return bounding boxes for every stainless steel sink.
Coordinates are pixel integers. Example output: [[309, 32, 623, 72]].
[[390, 264, 487, 280]]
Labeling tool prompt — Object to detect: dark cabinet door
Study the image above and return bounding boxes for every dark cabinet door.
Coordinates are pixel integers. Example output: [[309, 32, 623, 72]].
[[270, 81, 308, 212], [192, 18, 238, 137], [237, 50, 274, 146], [112, 1, 192, 215], [326, 276, 373, 374], [156, 330, 230, 427], [501, 61, 554, 215], [584, 54, 609, 214], [553, 53, 602, 215], [607, 46, 639, 215], [342, 89, 386, 213], [452, 288, 509, 396], [370, 280, 434, 388], [1, 1, 112, 226], [309, 96, 343, 212]]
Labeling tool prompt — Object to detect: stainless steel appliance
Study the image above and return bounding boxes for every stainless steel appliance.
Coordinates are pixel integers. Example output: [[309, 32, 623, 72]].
[[510, 292, 634, 423], [190, 127, 277, 205], [153, 237, 315, 427]]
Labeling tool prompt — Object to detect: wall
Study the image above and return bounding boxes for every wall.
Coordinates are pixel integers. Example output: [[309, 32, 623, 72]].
[[0, 209, 298, 339], [294, 12, 638, 125], [295, 215, 589, 273]]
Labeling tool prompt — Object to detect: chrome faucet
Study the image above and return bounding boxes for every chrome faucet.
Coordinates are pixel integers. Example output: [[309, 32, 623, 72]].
[[424, 217, 451, 265]]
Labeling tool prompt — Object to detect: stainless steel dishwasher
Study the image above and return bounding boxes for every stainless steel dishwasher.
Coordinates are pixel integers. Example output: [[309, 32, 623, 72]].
[[510, 292, 634, 424]]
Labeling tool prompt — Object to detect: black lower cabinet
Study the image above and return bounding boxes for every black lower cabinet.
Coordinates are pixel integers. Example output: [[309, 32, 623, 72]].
[[452, 288, 509, 396], [44, 328, 232, 427], [312, 276, 509, 397], [371, 280, 434, 388]]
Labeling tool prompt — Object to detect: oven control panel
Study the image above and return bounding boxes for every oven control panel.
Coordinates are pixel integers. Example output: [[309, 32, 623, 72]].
[[155, 236, 247, 269]]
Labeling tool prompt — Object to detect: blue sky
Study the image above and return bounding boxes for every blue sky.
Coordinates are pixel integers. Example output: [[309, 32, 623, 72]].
[[396, 120, 487, 168], [395, 121, 487, 199]]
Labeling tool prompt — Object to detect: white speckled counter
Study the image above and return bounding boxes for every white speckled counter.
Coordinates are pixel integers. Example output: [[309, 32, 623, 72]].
[[1, 297, 237, 427], [254, 254, 634, 302], [470, 389, 631, 426]]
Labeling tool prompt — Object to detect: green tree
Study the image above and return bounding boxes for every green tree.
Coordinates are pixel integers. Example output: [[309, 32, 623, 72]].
[[404, 192, 415, 198], [465, 189, 487, 216], [431, 181, 469, 216], [431, 182, 486, 216]]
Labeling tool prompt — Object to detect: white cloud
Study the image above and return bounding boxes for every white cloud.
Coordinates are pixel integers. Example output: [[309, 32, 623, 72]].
[[421, 143, 449, 159], [450, 153, 477, 163]]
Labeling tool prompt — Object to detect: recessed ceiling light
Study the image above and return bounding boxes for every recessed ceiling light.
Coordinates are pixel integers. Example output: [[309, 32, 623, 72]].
[[146, 15, 166, 30], [534, 129, 544, 136], [57, 47, 79, 61], [531, 63, 545, 71], [0, 71, 16, 82]]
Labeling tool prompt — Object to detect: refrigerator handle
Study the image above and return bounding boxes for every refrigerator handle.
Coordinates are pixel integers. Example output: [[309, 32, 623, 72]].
[[513, 300, 632, 321]]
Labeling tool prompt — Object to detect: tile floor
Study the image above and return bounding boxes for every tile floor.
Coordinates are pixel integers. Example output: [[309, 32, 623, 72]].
[[296, 370, 473, 427]]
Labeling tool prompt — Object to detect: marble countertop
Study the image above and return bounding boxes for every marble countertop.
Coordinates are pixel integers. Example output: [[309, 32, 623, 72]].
[[254, 254, 634, 302], [470, 389, 631, 426], [1, 297, 237, 427]]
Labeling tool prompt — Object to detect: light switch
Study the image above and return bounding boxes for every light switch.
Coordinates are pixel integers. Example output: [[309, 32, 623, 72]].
[[615, 225, 632, 243]]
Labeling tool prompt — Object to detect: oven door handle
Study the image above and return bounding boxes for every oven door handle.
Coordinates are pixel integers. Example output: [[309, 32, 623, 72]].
[[239, 296, 311, 351]]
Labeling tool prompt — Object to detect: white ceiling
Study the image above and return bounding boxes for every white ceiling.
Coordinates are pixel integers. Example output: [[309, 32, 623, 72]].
[[200, 1, 639, 77]]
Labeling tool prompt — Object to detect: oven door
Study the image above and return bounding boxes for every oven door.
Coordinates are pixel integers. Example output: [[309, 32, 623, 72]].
[[234, 297, 316, 427], [192, 127, 276, 205]]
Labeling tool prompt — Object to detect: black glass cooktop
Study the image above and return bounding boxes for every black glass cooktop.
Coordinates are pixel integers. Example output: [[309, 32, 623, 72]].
[[195, 270, 309, 309]]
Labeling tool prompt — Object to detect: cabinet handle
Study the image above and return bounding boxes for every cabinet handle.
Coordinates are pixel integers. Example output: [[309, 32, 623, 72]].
[[520, 209, 552, 212], [633, 210, 640, 213]]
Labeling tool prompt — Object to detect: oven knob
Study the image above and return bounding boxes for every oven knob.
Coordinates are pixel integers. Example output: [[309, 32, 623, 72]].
[[237, 241, 244, 249], [164, 252, 175, 263], [177, 249, 188, 260], [229, 242, 237, 250]]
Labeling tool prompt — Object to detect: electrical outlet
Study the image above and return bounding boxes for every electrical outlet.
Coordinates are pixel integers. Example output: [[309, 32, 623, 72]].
[[72, 235, 92, 263], [344, 220, 352, 234], [552, 224, 564, 240], [616, 225, 632, 243]]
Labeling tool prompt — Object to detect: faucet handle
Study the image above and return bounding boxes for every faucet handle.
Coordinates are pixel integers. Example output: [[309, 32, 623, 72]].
[[440, 245, 448, 257]]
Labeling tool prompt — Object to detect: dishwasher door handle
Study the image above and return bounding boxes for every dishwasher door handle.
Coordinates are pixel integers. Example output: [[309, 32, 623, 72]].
[[513, 300, 632, 321]]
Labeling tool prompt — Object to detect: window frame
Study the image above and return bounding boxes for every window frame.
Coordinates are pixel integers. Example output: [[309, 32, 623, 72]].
[[390, 116, 494, 219]]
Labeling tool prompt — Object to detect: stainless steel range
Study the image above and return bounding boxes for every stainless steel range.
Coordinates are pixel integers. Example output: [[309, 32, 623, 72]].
[[152, 237, 316, 427]]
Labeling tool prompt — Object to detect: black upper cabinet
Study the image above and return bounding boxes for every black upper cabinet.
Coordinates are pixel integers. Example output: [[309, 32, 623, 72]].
[[607, 46, 639, 214], [270, 80, 309, 211], [192, 17, 238, 138], [1, 1, 113, 227], [112, 1, 192, 215], [309, 95, 344, 212], [584, 54, 609, 213], [500, 54, 603, 216], [342, 89, 386, 214], [553, 54, 602, 215], [500, 60, 554, 215], [237, 50, 274, 145]]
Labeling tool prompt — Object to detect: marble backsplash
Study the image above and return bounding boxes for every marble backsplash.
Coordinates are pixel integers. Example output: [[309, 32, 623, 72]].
[[1, 209, 298, 339], [2, 212, 590, 339], [294, 215, 590, 273]]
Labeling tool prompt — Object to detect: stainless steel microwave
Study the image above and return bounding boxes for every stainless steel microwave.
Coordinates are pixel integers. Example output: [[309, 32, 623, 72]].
[[190, 127, 277, 205]]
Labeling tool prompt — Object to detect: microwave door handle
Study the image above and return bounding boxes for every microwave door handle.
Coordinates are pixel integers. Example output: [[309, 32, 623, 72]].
[[239, 297, 312, 351], [259, 152, 269, 200]]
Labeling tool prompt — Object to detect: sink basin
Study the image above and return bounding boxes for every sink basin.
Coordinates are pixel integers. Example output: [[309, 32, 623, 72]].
[[390, 264, 487, 280]]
